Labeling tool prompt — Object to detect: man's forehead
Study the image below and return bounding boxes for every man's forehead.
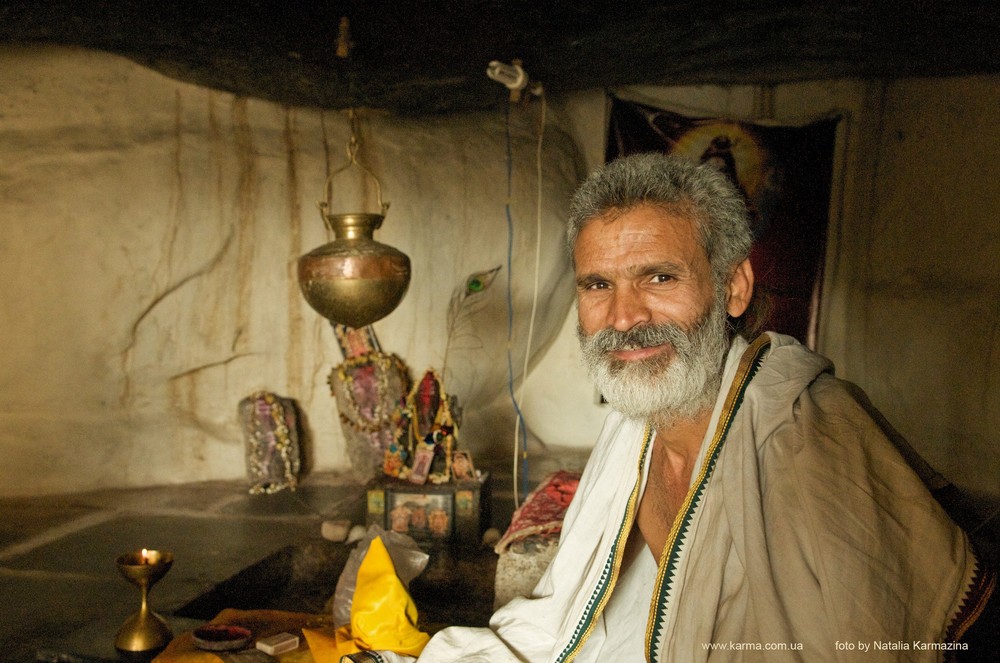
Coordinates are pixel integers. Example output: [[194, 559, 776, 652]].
[[576, 204, 702, 252]]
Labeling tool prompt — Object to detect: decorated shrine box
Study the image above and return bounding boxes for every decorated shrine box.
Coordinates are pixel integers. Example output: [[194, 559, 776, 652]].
[[366, 474, 490, 548]]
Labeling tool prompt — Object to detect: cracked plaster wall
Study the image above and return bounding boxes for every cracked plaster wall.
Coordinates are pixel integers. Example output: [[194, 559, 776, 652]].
[[2, 45, 997, 503], [0, 45, 579, 497]]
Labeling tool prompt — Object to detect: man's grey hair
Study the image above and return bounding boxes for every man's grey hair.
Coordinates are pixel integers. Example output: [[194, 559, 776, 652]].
[[567, 152, 753, 284]]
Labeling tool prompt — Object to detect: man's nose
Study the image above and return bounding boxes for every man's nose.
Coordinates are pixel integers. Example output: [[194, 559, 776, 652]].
[[607, 285, 652, 331]]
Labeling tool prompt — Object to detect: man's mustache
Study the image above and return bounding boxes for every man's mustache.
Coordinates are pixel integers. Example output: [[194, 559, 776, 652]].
[[583, 322, 692, 355]]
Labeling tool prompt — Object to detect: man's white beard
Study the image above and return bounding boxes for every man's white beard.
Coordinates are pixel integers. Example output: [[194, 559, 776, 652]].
[[578, 293, 730, 426]]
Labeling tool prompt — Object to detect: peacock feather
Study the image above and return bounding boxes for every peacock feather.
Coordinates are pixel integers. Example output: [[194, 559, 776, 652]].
[[442, 265, 502, 379]]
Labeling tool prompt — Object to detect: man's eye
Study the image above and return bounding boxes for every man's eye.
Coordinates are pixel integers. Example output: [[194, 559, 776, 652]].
[[585, 281, 609, 291], [652, 274, 674, 283]]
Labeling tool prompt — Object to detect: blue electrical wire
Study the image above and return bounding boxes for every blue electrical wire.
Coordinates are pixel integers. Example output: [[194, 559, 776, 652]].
[[504, 100, 530, 501]]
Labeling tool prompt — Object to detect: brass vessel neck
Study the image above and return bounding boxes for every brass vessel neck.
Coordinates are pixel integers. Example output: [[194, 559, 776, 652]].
[[322, 212, 385, 240]]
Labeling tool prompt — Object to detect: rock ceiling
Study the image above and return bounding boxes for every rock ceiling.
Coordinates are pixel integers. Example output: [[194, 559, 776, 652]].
[[2, 1, 999, 116]]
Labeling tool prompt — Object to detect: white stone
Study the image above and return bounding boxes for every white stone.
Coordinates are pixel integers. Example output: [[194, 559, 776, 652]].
[[321, 519, 352, 542]]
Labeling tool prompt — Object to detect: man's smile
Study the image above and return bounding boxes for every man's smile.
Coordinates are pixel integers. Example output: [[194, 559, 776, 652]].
[[609, 342, 672, 362]]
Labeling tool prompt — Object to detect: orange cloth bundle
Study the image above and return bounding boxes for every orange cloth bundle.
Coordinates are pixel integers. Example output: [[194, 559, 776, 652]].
[[303, 536, 430, 661]]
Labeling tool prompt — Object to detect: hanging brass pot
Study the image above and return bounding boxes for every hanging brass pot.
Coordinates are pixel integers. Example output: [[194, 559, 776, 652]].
[[298, 112, 411, 329], [298, 211, 410, 328]]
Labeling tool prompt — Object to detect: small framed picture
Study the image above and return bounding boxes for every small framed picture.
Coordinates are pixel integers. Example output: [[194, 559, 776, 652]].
[[333, 325, 381, 358], [386, 491, 453, 539], [452, 450, 475, 481], [408, 444, 435, 485]]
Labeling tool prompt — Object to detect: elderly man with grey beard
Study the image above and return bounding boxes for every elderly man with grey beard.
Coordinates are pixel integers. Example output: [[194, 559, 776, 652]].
[[356, 153, 995, 663]]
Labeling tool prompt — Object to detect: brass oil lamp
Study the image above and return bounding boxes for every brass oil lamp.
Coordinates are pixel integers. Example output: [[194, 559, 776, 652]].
[[298, 112, 411, 328], [114, 549, 174, 660]]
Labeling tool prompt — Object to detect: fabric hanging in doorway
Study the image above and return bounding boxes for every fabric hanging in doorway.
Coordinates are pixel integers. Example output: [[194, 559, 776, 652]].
[[606, 95, 839, 345]]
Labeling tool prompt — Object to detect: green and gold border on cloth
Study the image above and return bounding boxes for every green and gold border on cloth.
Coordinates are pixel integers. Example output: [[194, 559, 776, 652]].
[[555, 425, 655, 663], [645, 335, 771, 661]]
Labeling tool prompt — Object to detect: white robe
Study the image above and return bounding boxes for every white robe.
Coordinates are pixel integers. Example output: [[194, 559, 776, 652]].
[[364, 333, 990, 663]]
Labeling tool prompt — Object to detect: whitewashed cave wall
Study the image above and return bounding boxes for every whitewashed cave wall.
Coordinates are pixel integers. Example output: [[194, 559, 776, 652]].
[[3, 44, 997, 503], [0, 45, 579, 497], [525, 79, 1000, 501]]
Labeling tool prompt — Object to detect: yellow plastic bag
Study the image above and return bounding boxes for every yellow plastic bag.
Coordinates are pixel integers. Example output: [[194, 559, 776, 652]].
[[305, 536, 430, 661]]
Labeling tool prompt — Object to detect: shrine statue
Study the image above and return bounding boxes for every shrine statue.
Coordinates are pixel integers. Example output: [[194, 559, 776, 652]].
[[384, 369, 462, 485]]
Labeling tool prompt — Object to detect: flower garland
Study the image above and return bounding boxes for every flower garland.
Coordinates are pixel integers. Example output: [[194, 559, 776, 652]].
[[244, 391, 299, 495], [329, 352, 409, 434]]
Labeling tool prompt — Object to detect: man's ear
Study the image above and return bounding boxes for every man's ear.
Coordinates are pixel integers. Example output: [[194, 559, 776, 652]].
[[726, 259, 754, 318]]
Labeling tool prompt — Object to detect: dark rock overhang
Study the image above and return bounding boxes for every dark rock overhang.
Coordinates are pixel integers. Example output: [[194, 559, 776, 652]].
[[2, 1, 999, 116]]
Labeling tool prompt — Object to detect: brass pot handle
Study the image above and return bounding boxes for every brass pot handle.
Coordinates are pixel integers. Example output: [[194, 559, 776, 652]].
[[318, 110, 390, 233]]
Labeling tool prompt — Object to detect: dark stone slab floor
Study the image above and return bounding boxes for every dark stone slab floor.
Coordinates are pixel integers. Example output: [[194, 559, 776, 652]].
[[0, 471, 516, 663]]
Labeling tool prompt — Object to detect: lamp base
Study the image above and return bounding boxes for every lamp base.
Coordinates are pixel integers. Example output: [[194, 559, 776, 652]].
[[114, 610, 172, 660]]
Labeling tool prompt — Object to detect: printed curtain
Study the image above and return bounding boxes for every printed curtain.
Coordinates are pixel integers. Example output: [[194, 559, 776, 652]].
[[606, 95, 839, 344]]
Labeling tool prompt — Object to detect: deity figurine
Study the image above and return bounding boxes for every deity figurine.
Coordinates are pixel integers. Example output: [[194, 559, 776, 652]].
[[385, 369, 461, 485]]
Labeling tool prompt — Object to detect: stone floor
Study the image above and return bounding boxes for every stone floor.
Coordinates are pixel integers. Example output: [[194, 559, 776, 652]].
[[0, 470, 518, 663], [3, 464, 997, 663]]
